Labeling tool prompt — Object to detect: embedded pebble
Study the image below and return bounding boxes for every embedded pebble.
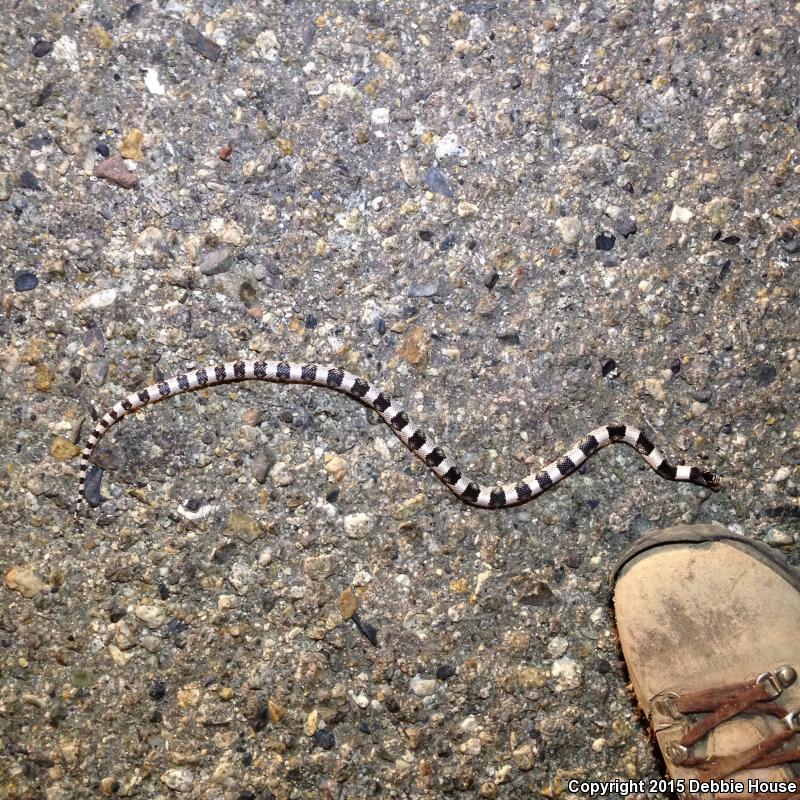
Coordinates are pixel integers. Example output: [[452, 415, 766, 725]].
[[134, 603, 166, 629], [707, 116, 733, 150], [94, 155, 139, 189], [5, 566, 46, 598], [410, 676, 438, 697], [199, 247, 232, 276], [424, 167, 454, 198], [556, 216, 582, 244], [14, 271, 38, 292], [160, 769, 194, 792]]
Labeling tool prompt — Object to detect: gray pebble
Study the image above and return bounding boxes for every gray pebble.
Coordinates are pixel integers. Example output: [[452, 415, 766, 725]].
[[408, 279, 441, 298], [84, 359, 109, 387], [252, 448, 276, 484], [199, 247, 232, 276], [424, 167, 455, 198], [614, 217, 637, 237]]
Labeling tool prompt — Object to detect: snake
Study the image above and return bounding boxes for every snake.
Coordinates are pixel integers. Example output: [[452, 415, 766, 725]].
[[74, 359, 721, 520]]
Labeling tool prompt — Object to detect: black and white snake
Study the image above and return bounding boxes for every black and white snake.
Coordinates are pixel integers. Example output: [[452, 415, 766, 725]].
[[75, 359, 720, 520]]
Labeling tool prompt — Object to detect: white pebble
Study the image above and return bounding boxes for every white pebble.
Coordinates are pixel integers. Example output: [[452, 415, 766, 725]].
[[371, 107, 390, 126], [409, 676, 438, 697], [670, 205, 694, 224], [556, 216, 582, 244], [144, 68, 165, 96]]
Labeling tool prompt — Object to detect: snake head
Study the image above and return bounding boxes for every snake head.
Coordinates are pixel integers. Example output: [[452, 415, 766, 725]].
[[691, 468, 721, 491]]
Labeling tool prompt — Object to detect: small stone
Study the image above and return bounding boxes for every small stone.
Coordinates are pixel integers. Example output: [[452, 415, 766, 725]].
[[32, 39, 53, 57], [51, 437, 80, 461], [218, 143, 233, 161], [707, 116, 733, 150], [74, 288, 119, 310], [670, 205, 694, 224], [5, 566, 46, 598], [764, 528, 794, 546], [324, 454, 347, 482], [343, 512, 370, 539], [134, 602, 166, 629], [339, 588, 357, 619], [120, 129, 144, 161], [457, 200, 478, 218], [551, 655, 581, 690], [251, 449, 274, 484], [84, 358, 109, 387], [409, 676, 438, 697], [424, 166, 454, 198], [14, 271, 38, 292], [644, 378, 666, 402], [100, 777, 117, 796], [94, 155, 139, 189], [448, 10, 469, 34], [436, 664, 456, 680], [160, 768, 194, 792], [34, 365, 54, 392], [19, 171, 42, 190], [269, 461, 293, 486], [513, 744, 536, 771], [556, 216, 582, 244], [225, 510, 263, 543], [268, 698, 286, 723], [595, 232, 616, 251], [580, 114, 599, 130], [184, 25, 221, 61], [371, 107, 390, 126], [399, 157, 419, 187], [149, 679, 166, 700], [199, 247, 232, 276], [772, 467, 791, 483], [461, 738, 482, 756], [144, 68, 165, 96], [313, 729, 335, 750], [303, 555, 333, 581], [614, 217, 637, 237], [398, 325, 429, 367], [0, 172, 11, 200]]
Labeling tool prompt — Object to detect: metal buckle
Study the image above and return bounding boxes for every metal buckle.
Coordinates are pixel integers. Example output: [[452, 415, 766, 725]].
[[651, 691, 682, 720], [756, 665, 797, 699], [783, 708, 800, 733]]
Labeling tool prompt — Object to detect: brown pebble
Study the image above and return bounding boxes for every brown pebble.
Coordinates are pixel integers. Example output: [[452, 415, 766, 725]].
[[51, 437, 80, 461], [339, 587, 358, 620], [94, 155, 139, 189], [268, 698, 286, 723], [218, 144, 233, 161]]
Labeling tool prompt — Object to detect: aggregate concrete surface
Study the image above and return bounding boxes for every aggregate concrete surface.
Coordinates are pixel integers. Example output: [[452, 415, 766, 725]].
[[1, 1, 798, 798]]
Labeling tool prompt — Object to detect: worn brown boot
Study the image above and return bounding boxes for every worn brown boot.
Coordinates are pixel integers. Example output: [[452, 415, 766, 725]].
[[614, 524, 800, 799]]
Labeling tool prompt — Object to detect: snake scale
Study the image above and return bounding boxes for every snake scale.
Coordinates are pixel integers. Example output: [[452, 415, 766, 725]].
[[75, 359, 721, 520]]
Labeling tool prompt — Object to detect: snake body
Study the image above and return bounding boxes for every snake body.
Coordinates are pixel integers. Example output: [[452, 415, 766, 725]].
[[75, 360, 720, 520]]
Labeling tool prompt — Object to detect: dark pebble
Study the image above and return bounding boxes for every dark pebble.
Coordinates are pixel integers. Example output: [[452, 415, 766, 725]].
[[613, 217, 637, 237], [238, 791, 256, 800], [31, 39, 53, 58], [305, 313, 318, 328], [418, 229, 434, 242], [509, 73, 522, 90], [352, 612, 379, 646], [601, 358, 617, 378], [496, 331, 520, 345], [125, 3, 143, 21], [711, 229, 722, 242], [564, 554, 582, 569], [313, 729, 335, 750], [753, 363, 777, 387], [149, 679, 166, 700], [424, 166, 454, 198], [359, 721, 371, 734], [83, 464, 105, 508], [670, 358, 681, 374], [375, 318, 386, 335], [439, 234, 456, 252], [436, 664, 456, 680], [108, 605, 126, 623], [384, 696, 400, 713], [158, 582, 170, 600], [95, 143, 110, 157], [595, 232, 616, 251], [721, 235, 740, 245], [14, 271, 39, 292], [19, 171, 42, 191], [183, 24, 221, 62], [595, 658, 612, 674], [580, 114, 599, 131], [484, 270, 499, 289]]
